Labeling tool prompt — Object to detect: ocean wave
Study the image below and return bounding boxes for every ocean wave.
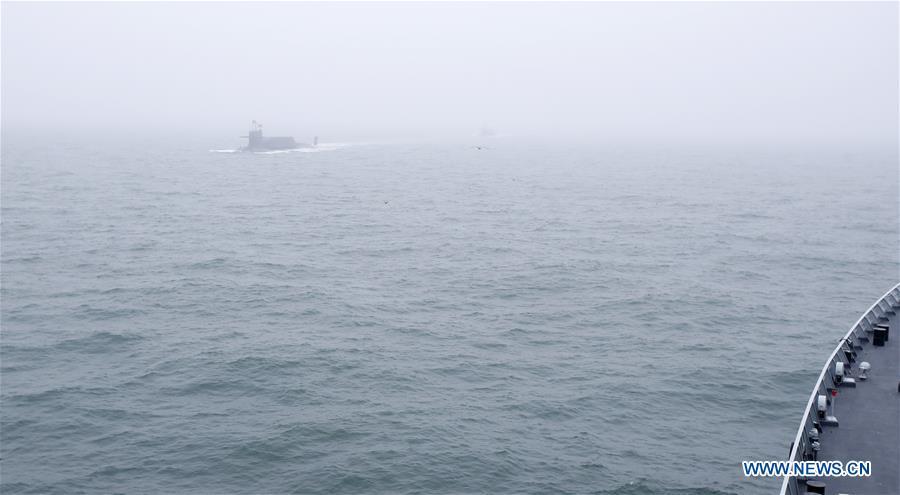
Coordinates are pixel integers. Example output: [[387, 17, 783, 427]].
[[595, 482, 738, 495], [2, 141, 895, 495], [52, 331, 145, 352]]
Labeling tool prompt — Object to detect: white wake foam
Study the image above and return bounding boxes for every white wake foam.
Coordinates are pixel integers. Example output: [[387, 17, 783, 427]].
[[209, 142, 356, 154]]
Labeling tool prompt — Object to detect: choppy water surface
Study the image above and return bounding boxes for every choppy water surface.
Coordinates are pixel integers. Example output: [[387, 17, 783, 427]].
[[2, 136, 897, 494]]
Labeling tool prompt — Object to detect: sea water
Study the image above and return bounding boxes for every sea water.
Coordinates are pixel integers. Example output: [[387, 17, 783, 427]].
[[2, 135, 897, 494]]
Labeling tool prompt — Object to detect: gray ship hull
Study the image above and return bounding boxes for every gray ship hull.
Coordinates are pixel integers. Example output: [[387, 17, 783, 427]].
[[240, 121, 309, 152], [780, 284, 900, 495]]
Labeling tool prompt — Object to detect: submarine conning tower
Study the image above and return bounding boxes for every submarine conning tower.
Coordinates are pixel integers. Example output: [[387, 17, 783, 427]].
[[241, 120, 298, 151], [247, 120, 265, 149]]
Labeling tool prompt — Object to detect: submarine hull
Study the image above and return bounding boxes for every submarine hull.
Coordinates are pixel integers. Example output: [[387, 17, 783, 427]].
[[241, 121, 307, 151]]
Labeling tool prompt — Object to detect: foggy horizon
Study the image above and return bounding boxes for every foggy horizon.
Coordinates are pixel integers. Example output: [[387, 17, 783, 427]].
[[3, 3, 900, 495], [2, 1, 898, 148]]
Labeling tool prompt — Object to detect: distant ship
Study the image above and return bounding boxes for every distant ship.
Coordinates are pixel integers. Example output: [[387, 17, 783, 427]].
[[241, 121, 316, 152], [478, 126, 497, 138]]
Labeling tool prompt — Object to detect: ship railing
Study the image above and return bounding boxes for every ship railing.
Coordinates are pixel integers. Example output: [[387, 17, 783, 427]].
[[779, 282, 900, 495]]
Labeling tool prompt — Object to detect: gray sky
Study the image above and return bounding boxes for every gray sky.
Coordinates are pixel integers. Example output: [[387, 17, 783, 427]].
[[2, 1, 897, 145]]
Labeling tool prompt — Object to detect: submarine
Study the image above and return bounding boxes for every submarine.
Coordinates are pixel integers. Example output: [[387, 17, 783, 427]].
[[779, 283, 899, 495], [241, 121, 315, 152]]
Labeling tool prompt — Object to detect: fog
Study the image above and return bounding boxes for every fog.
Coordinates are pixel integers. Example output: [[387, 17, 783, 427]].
[[2, 1, 897, 146]]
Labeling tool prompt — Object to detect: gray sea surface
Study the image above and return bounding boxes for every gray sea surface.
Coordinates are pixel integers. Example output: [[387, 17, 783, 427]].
[[1, 136, 898, 494]]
